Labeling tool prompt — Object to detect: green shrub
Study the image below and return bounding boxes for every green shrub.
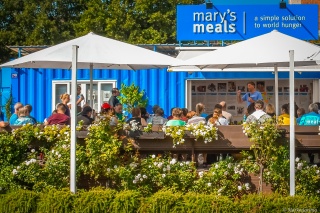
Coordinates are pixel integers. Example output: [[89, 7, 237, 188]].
[[36, 188, 75, 213], [110, 190, 141, 213], [73, 188, 116, 213], [0, 189, 38, 213], [139, 189, 182, 213]]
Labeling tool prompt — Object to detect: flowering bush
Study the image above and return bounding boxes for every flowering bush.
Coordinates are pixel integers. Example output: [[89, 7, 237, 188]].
[[191, 156, 254, 197], [162, 126, 185, 147], [186, 122, 218, 143]]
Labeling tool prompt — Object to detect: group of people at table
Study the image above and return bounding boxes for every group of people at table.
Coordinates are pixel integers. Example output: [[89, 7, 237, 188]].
[[1, 82, 320, 129]]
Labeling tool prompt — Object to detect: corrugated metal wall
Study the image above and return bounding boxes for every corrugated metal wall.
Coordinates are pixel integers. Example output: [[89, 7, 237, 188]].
[[10, 68, 190, 122], [7, 67, 320, 123]]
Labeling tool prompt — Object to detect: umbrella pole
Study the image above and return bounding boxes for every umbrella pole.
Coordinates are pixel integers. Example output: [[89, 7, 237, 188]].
[[274, 65, 279, 116], [90, 63, 93, 108], [70, 45, 79, 194], [289, 50, 295, 196]]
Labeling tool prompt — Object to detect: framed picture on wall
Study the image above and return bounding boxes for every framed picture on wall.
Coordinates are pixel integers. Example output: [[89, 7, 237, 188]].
[[218, 83, 227, 92]]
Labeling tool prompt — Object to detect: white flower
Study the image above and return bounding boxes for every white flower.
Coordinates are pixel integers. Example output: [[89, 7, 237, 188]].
[[107, 168, 111, 172], [31, 149, 35, 153], [180, 163, 183, 166], [140, 178, 143, 181], [30, 159, 37, 163], [218, 188, 223, 193], [295, 157, 300, 162], [58, 154, 61, 158], [198, 171, 204, 178], [228, 163, 232, 168], [133, 180, 137, 184], [114, 165, 117, 169], [167, 165, 171, 171], [52, 149, 55, 154], [212, 172, 215, 175], [162, 174, 166, 178], [143, 175, 147, 179], [151, 154, 156, 159], [185, 161, 190, 165], [137, 174, 141, 178], [163, 168, 167, 172], [215, 164, 219, 169], [207, 183, 212, 187], [297, 163, 303, 170], [17, 166, 20, 170], [224, 171, 228, 176], [316, 170, 320, 174], [157, 162, 163, 168], [170, 159, 177, 165], [12, 169, 18, 175], [238, 185, 242, 191], [317, 190, 320, 194]]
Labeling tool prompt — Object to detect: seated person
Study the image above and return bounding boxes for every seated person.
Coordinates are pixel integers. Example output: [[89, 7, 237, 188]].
[[97, 103, 118, 126], [246, 100, 271, 124], [150, 108, 168, 125], [165, 108, 186, 126], [13, 107, 36, 125], [25, 104, 37, 124], [298, 103, 320, 126], [207, 107, 228, 126], [45, 103, 70, 125], [188, 103, 206, 125], [126, 107, 147, 126], [77, 105, 94, 125], [9, 102, 23, 125], [278, 103, 296, 125]]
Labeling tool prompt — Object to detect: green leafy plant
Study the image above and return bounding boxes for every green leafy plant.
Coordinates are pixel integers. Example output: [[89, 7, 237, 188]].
[[118, 83, 148, 113], [242, 118, 281, 193], [5, 93, 13, 121]]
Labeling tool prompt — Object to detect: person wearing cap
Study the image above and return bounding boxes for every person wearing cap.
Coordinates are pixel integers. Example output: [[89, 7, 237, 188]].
[[109, 88, 120, 108], [77, 105, 94, 125], [99, 102, 118, 126]]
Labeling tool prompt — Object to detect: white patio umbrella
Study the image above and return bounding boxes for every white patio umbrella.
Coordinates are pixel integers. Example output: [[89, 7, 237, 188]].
[[170, 30, 320, 196], [0, 32, 182, 193]]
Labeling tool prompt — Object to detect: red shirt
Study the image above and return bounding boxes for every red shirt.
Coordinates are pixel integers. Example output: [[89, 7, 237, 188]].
[[47, 113, 70, 125]]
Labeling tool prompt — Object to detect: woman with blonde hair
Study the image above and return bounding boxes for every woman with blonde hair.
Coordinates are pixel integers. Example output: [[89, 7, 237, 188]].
[[187, 103, 206, 124], [165, 108, 186, 126], [265, 103, 276, 117], [60, 93, 71, 117]]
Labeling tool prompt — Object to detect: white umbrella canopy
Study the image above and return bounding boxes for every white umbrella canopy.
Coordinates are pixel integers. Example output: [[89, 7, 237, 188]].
[[0, 32, 182, 194], [1, 32, 180, 70], [170, 30, 320, 70], [170, 30, 320, 196]]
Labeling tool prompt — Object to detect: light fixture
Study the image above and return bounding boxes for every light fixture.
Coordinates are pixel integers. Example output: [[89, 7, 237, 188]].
[[206, 0, 213, 9], [280, 0, 286, 9]]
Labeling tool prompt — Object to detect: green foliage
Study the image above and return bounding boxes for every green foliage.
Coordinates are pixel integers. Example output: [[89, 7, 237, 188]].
[[5, 94, 13, 121], [0, 189, 38, 213], [84, 119, 123, 179], [110, 190, 141, 213], [73, 188, 116, 213], [118, 83, 148, 113], [37, 188, 75, 213], [139, 189, 182, 213]]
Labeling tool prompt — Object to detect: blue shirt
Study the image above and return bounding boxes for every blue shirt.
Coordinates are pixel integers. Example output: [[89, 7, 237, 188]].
[[298, 112, 320, 126], [9, 113, 18, 125], [242, 91, 263, 106]]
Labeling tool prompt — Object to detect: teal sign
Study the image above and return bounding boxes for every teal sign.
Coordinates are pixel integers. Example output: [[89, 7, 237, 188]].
[[177, 4, 318, 40]]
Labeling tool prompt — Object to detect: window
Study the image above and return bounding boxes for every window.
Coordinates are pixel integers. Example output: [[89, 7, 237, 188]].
[[52, 80, 116, 112]]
